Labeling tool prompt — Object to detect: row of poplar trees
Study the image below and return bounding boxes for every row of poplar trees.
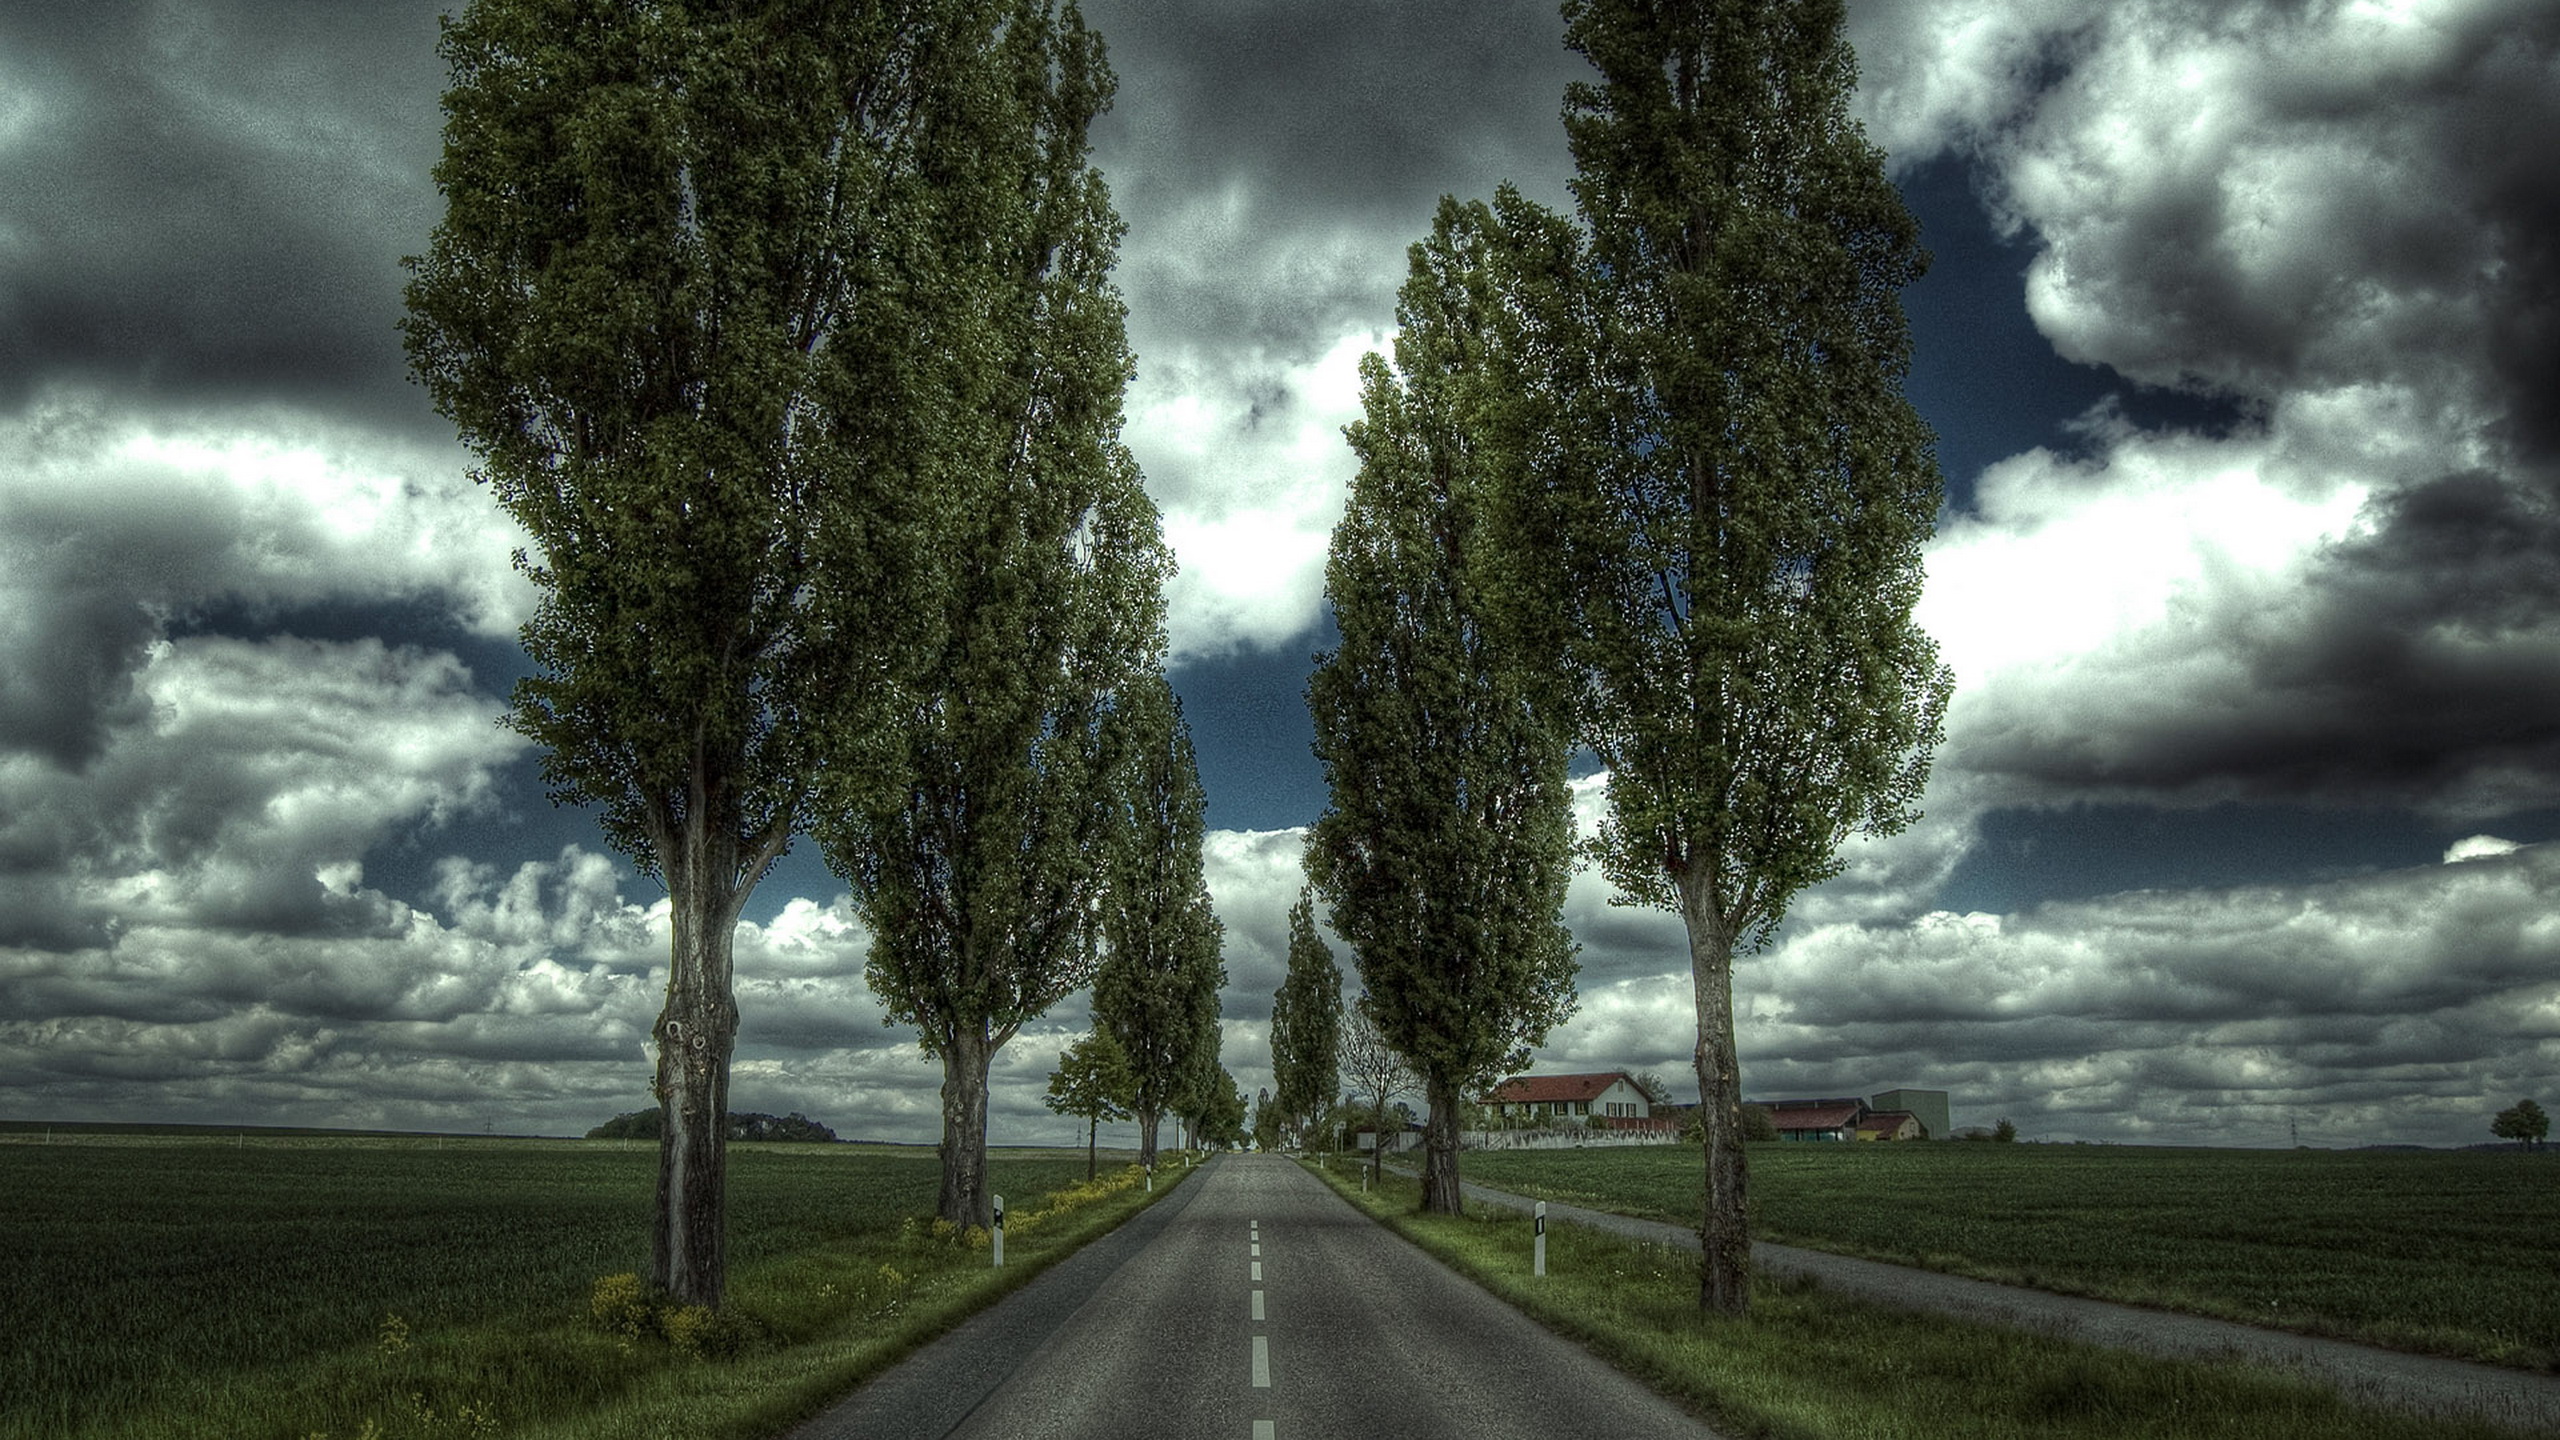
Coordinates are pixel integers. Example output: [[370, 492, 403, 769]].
[[1294, 0, 1954, 1316], [400, 0, 1222, 1310]]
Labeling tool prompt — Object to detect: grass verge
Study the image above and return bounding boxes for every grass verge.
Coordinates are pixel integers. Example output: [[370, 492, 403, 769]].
[[1305, 1159, 2539, 1440], [1, 1136, 1195, 1440]]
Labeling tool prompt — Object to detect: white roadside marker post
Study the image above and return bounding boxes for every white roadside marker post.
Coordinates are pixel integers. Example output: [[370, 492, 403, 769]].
[[1534, 1201, 1547, 1278], [992, 1194, 1005, 1268], [1146, 1162, 1153, 1193]]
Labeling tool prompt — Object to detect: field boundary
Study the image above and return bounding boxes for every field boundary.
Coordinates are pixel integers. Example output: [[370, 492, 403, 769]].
[[1397, 1160, 2560, 1433]]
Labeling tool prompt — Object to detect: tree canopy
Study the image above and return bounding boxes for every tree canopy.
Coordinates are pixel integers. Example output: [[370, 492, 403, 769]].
[[2493, 1098, 2548, 1149]]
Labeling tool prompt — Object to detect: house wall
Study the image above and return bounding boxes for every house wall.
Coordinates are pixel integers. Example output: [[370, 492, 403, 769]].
[[1594, 1078, 1650, 1120]]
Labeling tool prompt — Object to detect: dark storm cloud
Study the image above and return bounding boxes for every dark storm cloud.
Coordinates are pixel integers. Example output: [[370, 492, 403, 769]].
[[1950, 467, 2560, 821], [0, 2, 447, 431], [1084, 0, 1584, 363], [1985, 2, 2560, 415], [1909, 1, 2560, 826]]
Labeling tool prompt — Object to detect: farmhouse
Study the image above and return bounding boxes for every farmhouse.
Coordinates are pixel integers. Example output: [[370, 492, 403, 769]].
[[1752, 1088, 1951, 1141], [1485, 1071, 1671, 1129]]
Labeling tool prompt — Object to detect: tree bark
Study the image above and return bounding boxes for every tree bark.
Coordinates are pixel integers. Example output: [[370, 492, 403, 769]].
[[1137, 1104, 1160, 1170], [1086, 1112, 1098, 1181], [1682, 874, 1750, 1316], [1421, 1071, 1464, 1215], [937, 1025, 995, 1229], [652, 817, 742, 1309], [1369, 1088, 1390, 1188]]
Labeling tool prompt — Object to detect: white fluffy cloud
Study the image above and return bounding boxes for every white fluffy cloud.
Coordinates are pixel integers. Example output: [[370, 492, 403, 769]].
[[1134, 332, 1376, 659]]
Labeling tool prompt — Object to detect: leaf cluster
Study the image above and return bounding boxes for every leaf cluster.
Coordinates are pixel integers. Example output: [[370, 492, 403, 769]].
[[402, 0, 1024, 881]]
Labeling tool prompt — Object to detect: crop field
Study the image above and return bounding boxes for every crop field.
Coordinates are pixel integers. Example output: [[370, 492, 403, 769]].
[[1316, 1162, 2542, 1440], [0, 1132, 1176, 1440], [1455, 1142, 2560, 1370]]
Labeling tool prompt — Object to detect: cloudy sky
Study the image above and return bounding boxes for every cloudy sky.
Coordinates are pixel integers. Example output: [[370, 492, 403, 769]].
[[3, 0, 2555, 1150]]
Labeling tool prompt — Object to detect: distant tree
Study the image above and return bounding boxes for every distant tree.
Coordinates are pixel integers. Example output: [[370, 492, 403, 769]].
[[1306, 202, 1581, 1216], [2492, 1098, 2549, 1150], [823, 2, 1173, 1233], [1631, 1071, 1677, 1107], [1337, 1003, 1421, 1185], [1270, 888, 1345, 1147], [1526, 0, 1956, 1315], [1045, 1030, 1135, 1180], [1739, 1104, 1777, 1143], [1183, 1063, 1249, 1151], [1094, 675, 1226, 1169], [404, 0, 1007, 1308], [584, 1111, 837, 1143], [1993, 1118, 2019, 1143], [1250, 1091, 1286, 1152], [731, 1112, 839, 1143], [587, 1110, 663, 1141]]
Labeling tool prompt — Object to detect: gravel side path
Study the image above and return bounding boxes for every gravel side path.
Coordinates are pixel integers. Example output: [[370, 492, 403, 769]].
[[1405, 1165, 2560, 1435]]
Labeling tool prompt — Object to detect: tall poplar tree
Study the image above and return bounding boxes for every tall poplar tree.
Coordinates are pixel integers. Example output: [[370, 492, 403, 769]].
[[1092, 674, 1226, 1169], [1550, 0, 1954, 1314], [1268, 887, 1343, 1144], [823, 0, 1170, 1231], [402, 0, 1003, 1307], [1306, 200, 1580, 1216]]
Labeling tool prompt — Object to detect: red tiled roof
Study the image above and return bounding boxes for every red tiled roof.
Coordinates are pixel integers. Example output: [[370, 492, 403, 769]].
[[1489, 1072, 1635, 1105], [1858, 1110, 1918, 1138], [1764, 1102, 1862, 1132]]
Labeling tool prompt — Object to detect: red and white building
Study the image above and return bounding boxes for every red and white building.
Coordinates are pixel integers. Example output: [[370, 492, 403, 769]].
[[1483, 1071, 1676, 1131]]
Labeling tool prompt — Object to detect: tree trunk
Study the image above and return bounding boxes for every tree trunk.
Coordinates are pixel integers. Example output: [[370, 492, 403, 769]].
[[1370, 1091, 1389, 1188], [937, 1025, 994, 1229], [652, 823, 742, 1309], [1681, 877, 1750, 1316], [1137, 1104, 1160, 1170], [1421, 1072, 1464, 1215], [1086, 1113, 1098, 1181]]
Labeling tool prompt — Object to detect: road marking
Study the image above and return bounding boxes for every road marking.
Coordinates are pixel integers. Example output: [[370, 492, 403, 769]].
[[1251, 1334, 1271, 1388], [1251, 1241, 1261, 1257], [1251, 1260, 1262, 1281], [1254, 1423, 1275, 1440], [1252, 1289, 1265, 1321]]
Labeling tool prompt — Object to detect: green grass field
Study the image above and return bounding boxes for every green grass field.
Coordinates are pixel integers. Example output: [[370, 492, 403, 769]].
[[0, 1133, 1182, 1440], [1310, 1161, 2541, 1440], [1454, 1142, 2560, 1370]]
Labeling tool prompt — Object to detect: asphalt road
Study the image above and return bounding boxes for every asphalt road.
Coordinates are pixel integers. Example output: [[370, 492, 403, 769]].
[[790, 1152, 1724, 1440]]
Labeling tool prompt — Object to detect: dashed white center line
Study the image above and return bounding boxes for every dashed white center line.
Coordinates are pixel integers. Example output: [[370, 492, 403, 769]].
[[1251, 1260, 1262, 1281], [1253, 1423, 1275, 1440], [1251, 1241, 1261, 1256], [1251, 1289, 1265, 1321], [1251, 1334, 1271, 1388]]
